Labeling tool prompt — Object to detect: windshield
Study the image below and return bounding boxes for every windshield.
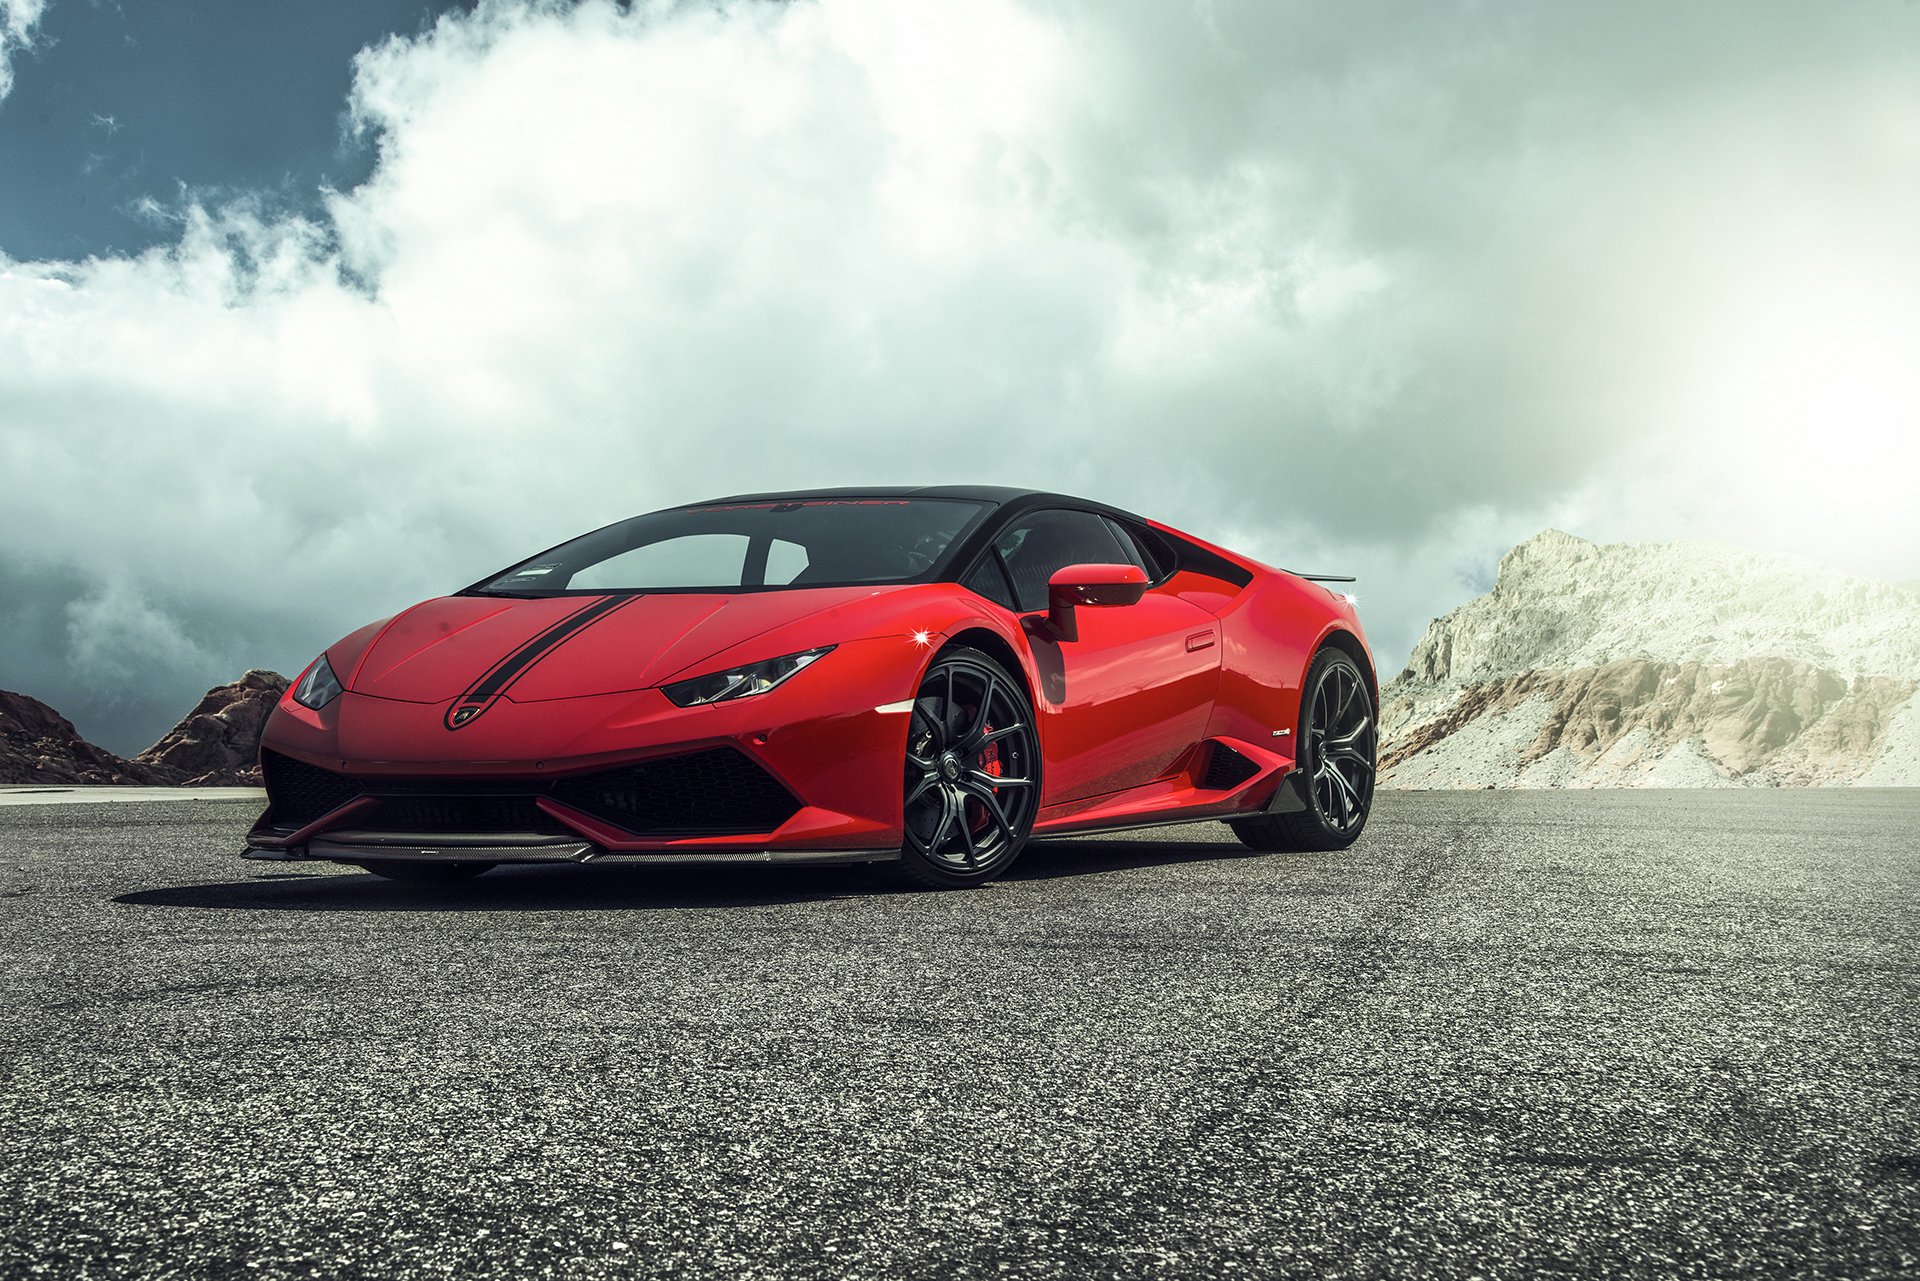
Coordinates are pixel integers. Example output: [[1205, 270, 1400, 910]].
[[471, 498, 991, 595]]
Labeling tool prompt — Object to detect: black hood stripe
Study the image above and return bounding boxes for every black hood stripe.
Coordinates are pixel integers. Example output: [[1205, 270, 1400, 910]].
[[444, 595, 639, 731]]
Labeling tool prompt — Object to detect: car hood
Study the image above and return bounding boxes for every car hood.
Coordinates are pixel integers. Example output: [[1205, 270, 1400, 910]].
[[339, 587, 887, 704]]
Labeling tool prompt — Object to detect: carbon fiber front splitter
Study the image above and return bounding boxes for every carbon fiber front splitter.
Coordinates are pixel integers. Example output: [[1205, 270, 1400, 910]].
[[243, 839, 900, 866]]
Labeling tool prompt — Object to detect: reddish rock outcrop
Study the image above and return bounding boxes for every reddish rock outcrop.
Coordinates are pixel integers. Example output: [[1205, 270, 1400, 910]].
[[133, 670, 290, 786], [0, 690, 168, 786]]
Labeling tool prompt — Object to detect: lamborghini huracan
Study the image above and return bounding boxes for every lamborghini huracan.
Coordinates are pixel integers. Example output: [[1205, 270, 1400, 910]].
[[245, 487, 1377, 888]]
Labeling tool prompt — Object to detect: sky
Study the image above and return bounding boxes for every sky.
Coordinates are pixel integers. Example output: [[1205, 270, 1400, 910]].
[[2, 0, 1918, 755]]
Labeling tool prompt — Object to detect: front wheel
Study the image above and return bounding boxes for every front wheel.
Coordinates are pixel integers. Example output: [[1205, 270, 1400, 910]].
[[892, 648, 1041, 889], [1229, 646, 1375, 852]]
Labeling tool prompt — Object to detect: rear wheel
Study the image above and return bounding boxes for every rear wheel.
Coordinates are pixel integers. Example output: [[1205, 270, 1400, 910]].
[[1229, 646, 1375, 852], [353, 860, 496, 882], [893, 648, 1040, 889]]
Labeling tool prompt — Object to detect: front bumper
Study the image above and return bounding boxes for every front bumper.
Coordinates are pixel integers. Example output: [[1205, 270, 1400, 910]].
[[247, 636, 930, 865]]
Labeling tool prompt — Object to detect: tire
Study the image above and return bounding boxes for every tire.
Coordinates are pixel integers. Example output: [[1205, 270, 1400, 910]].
[[1229, 646, 1375, 853], [353, 860, 497, 882], [890, 647, 1041, 889]]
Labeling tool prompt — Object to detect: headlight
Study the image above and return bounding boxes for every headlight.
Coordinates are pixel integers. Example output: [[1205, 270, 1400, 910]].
[[292, 653, 344, 710], [661, 646, 833, 708]]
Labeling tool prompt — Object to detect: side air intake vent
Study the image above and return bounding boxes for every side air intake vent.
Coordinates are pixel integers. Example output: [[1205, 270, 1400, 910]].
[[1199, 743, 1261, 792]]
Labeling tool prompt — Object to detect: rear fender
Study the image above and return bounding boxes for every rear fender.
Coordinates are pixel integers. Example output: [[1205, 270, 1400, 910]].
[[1207, 572, 1374, 753]]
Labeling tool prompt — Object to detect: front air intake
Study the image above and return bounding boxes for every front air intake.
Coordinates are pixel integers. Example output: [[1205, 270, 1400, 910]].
[[260, 747, 801, 838], [261, 751, 363, 826], [550, 748, 801, 835]]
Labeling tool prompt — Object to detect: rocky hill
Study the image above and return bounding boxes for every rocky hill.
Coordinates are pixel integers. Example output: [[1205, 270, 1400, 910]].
[[132, 670, 291, 786], [1380, 531, 1920, 788], [0, 690, 169, 785], [0, 671, 288, 787]]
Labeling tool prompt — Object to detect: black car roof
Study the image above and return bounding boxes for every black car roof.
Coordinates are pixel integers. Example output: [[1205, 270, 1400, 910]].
[[684, 485, 1122, 511]]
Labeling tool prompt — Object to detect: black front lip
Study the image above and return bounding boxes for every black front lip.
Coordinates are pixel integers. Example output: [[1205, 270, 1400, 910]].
[[243, 840, 898, 866]]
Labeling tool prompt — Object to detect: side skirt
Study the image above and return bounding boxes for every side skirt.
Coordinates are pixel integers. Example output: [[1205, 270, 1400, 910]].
[[1031, 764, 1309, 839]]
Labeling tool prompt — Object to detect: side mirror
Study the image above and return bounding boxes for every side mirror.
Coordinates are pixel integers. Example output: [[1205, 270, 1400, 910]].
[[1046, 563, 1148, 641]]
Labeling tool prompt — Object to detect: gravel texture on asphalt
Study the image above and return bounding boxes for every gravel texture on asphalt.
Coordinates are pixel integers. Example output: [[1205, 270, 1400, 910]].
[[0, 790, 1916, 1280]]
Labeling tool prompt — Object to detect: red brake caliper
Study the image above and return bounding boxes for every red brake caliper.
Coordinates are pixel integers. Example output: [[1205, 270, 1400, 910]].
[[969, 723, 1002, 834]]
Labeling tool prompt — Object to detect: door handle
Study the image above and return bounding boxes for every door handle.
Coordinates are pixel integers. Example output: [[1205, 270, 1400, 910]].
[[1185, 631, 1216, 652]]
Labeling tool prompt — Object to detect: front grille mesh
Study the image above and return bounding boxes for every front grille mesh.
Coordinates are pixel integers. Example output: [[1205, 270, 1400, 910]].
[[261, 752, 361, 826], [261, 747, 801, 837], [371, 795, 574, 836], [550, 749, 801, 834]]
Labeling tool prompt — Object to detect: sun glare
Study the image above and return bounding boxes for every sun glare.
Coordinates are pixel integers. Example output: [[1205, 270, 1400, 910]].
[[1685, 268, 1920, 515]]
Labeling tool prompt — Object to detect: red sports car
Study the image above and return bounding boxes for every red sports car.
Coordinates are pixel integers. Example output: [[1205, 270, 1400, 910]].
[[246, 488, 1376, 888]]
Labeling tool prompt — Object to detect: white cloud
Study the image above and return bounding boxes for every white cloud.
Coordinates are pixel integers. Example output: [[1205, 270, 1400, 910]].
[[0, 0, 46, 99], [2, 0, 1919, 750], [65, 580, 218, 693]]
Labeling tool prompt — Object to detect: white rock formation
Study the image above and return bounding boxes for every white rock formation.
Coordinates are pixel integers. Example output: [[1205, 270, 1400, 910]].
[[1380, 531, 1920, 788]]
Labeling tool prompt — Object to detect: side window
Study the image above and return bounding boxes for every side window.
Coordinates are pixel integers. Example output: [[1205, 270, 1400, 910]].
[[1102, 518, 1153, 575], [569, 533, 749, 590], [764, 538, 810, 585], [993, 510, 1130, 612], [961, 556, 1016, 609]]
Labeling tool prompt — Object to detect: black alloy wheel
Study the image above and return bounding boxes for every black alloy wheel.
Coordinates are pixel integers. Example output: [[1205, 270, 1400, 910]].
[[1228, 646, 1375, 852], [895, 648, 1040, 889], [353, 860, 496, 882], [1302, 652, 1376, 833]]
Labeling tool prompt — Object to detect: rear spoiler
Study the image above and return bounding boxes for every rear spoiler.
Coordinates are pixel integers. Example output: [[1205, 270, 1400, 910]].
[[1293, 573, 1355, 583]]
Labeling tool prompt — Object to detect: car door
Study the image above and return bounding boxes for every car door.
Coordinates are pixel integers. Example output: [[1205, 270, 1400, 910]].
[[988, 508, 1222, 804]]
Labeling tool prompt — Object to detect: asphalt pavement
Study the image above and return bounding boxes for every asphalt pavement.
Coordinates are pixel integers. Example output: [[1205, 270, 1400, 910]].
[[0, 789, 1916, 1280]]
